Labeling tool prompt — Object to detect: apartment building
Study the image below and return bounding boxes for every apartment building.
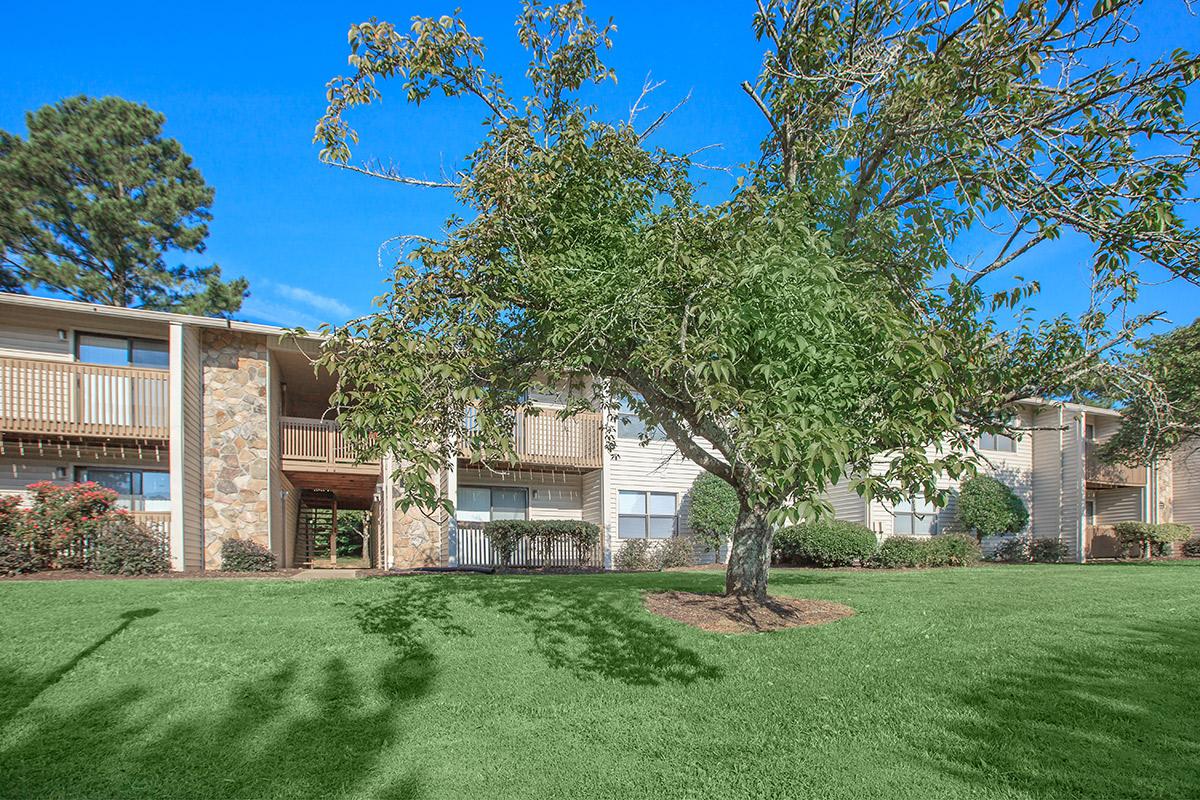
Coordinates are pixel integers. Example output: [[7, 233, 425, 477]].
[[0, 293, 1184, 571]]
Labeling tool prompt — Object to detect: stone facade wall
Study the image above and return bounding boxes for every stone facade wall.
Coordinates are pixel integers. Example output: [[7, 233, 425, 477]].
[[391, 503, 446, 568], [201, 331, 271, 568]]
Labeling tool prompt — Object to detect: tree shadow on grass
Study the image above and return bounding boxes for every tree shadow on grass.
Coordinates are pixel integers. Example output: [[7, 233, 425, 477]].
[[0, 607, 159, 730], [921, 617, 1200, 799], [0, 610, 433, 800], [354, 575, 724, 686]]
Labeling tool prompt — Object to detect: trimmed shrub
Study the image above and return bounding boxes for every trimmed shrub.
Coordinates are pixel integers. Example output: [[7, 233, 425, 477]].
[[875, 536, 925, 568], [1114, 522, 1192, 558], [957, 476, 1029, 543], [1183, 536, 1200, 559], [1029, 538, 1069, 563], [614, 539, 655, 571], [688, 473, 739, 552], [657, 536, 696, 569], [774, 520, 878, 567], [220, 539, 276, 572], [483, 519, 602, 567], [989, 536, 1030, 563], [924, 534, 981, 567], [93, 516, 170, 575]]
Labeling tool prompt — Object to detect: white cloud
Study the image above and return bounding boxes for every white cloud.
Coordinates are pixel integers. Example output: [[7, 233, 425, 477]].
[[265, 281, 352, 318], [238, 297, 322, 330]]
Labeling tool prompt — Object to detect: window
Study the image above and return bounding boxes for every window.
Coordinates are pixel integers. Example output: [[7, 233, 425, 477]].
[[77, 334, 168, 370], [616, 396, 667, 441], [456, 486, 528, 522], [893, 497, 938, 535], [618, 490, 676, 539], [75, 467, 170, 511], [978, 430, 1017, 453], [1085, 423, 1096, 442], [1085, 498, 1096, 526]]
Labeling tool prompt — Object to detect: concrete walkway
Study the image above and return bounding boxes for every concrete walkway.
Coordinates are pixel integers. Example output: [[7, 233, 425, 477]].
[[289, 568, 360, 581]]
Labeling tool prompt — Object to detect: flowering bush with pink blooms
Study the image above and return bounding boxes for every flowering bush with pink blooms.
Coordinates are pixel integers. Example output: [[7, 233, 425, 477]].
[[0, 483, 169, 576]]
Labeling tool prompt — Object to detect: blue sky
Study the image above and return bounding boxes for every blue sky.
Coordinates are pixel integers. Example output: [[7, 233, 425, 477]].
[[1, 0, 1197, 334]]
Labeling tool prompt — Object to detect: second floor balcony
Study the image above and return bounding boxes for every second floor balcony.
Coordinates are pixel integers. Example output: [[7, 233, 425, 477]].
[[280, 416, 380, 473], [1085, 441, 1146, 487], [462, 407, 605, 470], [0, 356, 169, 440]]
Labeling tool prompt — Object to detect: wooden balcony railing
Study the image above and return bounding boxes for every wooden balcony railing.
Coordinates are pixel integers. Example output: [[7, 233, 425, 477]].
[[1085, 441, 1146, 487], [0, 356, 169, 440], [462, 408, 604, 469], [280, 416, 380, 469]]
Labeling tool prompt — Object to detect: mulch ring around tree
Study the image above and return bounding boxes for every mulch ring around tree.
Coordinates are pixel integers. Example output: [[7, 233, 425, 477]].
[[643, 590, 854, 634]]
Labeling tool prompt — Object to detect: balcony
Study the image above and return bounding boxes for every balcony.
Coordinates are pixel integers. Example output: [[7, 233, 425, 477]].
[[461, 408, 604, 470], [0, 356, 169, 440], [1085, 441, 1146, 487], [280, 416, 380, 474]]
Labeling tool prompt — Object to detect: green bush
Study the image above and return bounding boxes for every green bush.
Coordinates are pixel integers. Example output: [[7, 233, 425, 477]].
[[484, 519, 601, 567], [220, 538, 276, 572], [1114, 522, 1193, 558], [875, 536, 925, 568], [0, 533, 32, 576], [613, 539, 655, 570], [774, 519, 877, 567], [957, 476, 1029, 543], [924, 534, 981, 567], [1183, 536, 1200, 559], [989, 536, 1030, 563], [93, 516, 169, 575], [1029, 538, 1069, 563], [688, 473, 739, 552], [657, 536, 696, 568]]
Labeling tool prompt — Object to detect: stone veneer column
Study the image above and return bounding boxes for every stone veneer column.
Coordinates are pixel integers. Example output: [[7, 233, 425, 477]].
[[390, 472, 447, 568], [201, 331, 271, 568]]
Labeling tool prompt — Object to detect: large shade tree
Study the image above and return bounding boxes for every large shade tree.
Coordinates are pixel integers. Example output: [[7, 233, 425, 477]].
[[0, 95, 248, 316], [312, 0, 1199, 599], [1105, 317, 1200, 463]]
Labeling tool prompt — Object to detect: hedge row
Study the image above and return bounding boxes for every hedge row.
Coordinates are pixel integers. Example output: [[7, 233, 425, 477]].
[[773, 520, 981, 569], [484, 519, 602, 567]]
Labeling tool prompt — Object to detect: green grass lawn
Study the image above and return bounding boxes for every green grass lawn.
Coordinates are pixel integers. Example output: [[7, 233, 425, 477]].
[[1, 563, 1198, 800]]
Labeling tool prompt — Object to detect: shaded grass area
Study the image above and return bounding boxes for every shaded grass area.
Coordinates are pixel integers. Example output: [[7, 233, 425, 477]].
[[1, 563, 1197, 799]]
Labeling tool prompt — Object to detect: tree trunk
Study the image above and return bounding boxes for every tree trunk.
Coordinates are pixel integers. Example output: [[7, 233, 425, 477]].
[[724, 503, 773, 601]]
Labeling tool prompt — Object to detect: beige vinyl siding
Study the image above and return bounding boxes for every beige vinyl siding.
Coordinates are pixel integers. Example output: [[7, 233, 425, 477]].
[[280, 472, 299, 568], [0, 313, 71, 361], [1030, 406, 1065, 545], [604, 438, 709, 560], [456, 467, 585, 520], [1060, 410, 1086, 561], [581, 469, 603, 527], [1172, 448, 1200, 531], [0, 306, 170, 362], [1092, 486, 1143, 524], [179, 325, 205, 569], [823, 480, 866, 523], [267, 353, 285, 564], [0, 451, 170, 498]]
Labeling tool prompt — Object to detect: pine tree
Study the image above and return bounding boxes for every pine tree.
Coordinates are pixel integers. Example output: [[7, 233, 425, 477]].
[[0, 95, 248, 316]]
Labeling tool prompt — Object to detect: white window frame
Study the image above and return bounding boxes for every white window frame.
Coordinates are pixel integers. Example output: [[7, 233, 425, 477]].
[[893, 497, 939, 536], [455, 485, 529, 523], [617, 490, 677, 539]]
